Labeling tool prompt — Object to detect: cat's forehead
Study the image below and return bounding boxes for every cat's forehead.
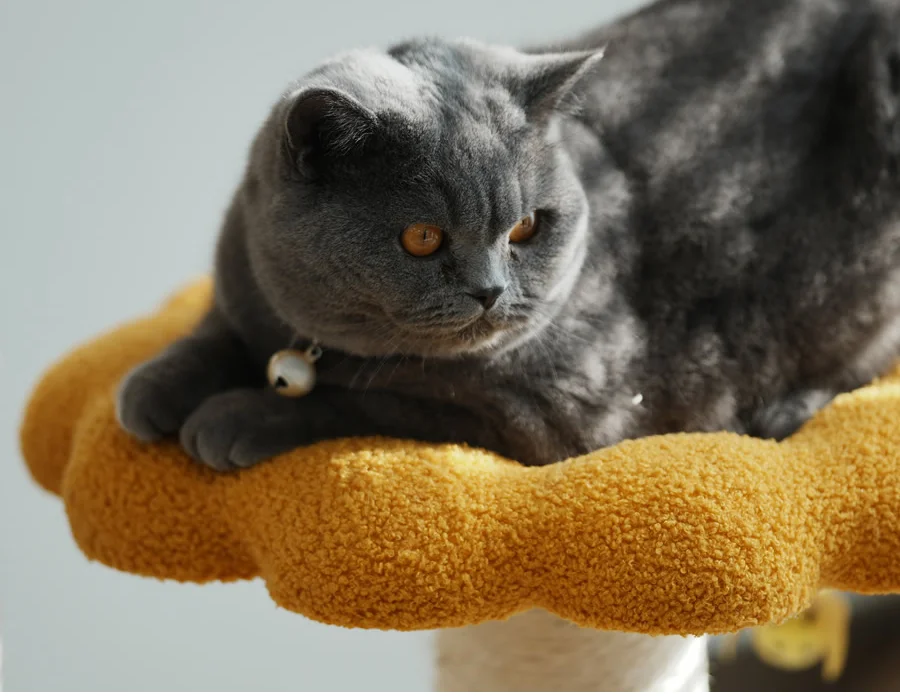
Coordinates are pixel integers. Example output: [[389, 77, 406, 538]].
[[298, 42, 528, 135], [300, 48, 436, 121], [388, 37, 524, 78], [400, 45, 530, 142]]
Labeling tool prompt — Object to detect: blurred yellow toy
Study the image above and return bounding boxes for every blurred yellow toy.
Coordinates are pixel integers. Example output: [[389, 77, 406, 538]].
[[719, 591, 851, 682]]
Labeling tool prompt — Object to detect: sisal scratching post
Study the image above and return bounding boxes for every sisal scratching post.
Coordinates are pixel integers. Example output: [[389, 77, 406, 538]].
[[435, 610, 708, 691]]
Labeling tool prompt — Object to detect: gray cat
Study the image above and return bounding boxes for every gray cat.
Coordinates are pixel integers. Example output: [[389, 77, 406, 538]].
[[118, 0, 900, 470]]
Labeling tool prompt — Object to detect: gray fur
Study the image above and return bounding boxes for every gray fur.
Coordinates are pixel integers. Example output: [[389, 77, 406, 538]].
[[118, 0, 900, 470]]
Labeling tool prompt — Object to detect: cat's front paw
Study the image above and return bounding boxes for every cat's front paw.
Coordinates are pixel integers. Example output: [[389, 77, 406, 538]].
[[749, 388, 835, 441], [179, 388, 308, 471], [117, 360, 198, 442], [117, 342, 239, 443]]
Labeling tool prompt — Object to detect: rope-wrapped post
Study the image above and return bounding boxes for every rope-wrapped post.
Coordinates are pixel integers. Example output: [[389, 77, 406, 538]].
[[435, 610, 709, 691]]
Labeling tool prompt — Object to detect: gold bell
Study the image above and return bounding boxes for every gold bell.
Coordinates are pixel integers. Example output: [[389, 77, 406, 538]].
[[267, 345, 322, 397]]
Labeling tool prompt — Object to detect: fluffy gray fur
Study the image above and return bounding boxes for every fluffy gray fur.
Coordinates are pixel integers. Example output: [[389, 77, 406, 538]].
[[118, 0, 900, 469]]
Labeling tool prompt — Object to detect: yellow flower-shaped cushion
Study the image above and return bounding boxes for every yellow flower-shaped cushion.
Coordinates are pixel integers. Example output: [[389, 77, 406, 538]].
[[19, 280, 900, 634]]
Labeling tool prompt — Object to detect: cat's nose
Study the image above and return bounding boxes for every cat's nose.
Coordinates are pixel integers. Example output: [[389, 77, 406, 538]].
[[467, 285, 507, 311]]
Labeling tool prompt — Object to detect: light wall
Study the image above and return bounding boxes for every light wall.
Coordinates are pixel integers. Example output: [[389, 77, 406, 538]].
[[0, 0, 648, 690]]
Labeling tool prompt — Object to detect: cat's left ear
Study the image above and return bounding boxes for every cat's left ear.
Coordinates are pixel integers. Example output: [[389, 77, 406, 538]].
[[281, 87, 379, 177], [512, 48, 605, 122]]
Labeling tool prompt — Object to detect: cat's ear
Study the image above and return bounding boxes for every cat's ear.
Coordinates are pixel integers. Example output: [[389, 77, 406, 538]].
[[282, 87, 378, 175], [513, 48, 605, 122]]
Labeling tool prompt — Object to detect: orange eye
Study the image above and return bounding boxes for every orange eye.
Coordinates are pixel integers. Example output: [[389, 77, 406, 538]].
[[401, 223, 444, 257], [509, 212, 539, 243]]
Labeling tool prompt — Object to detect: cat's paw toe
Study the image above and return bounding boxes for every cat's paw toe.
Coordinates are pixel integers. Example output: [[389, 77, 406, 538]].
[[749, 389, 835, 441], [116, 365, 188, 442], [180, 419, 240, 472], [179, 389, 280, 471], [750, 406, 805, 441]]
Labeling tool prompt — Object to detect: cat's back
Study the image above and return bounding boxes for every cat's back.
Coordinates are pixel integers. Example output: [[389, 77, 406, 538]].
[[555, 0, 900, 421], [565, 0, 877, 209]]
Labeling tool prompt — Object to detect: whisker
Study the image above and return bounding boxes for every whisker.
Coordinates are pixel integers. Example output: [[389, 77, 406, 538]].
[[524, 303, 594, 346], [323, 318, 397, 378], [385, 350, 409, 385], [536, 331, 561, 383], [348, 357, 373, 390], [362, 333, 405, 394]]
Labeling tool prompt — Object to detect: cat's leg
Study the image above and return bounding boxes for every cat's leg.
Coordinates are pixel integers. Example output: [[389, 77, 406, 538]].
[[116, 308, 256, 442], [747, 388, 836, 441], [178, 388, 332, 471], [178, 387, 504, 471]]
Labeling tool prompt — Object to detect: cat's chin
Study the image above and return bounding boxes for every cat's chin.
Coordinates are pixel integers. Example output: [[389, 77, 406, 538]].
[[406, 313, 551, 358], [400, 319, 546, 359], [315, 319, 532, 360]]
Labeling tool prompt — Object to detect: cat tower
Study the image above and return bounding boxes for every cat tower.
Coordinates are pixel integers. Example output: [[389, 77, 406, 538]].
[[20, 280, 900, 690]]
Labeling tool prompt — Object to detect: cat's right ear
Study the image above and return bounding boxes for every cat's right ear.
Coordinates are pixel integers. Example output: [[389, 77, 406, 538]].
[[282, 88, 378, 177], [512, 49, 606, 123]]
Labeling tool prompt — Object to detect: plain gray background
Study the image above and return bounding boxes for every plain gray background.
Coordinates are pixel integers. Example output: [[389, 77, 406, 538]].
[[0, 1, 648, 690]]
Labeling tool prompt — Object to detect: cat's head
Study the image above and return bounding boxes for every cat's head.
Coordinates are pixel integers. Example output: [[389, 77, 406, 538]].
[[244, 38, 604, 357]]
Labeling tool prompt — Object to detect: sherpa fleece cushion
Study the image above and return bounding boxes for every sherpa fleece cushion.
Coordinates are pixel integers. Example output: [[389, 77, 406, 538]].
[[19, 279, 900, 634]]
